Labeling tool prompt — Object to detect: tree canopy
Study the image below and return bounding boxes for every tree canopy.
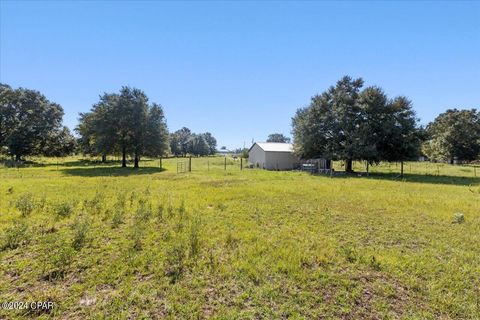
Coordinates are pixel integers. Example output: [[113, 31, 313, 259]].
[[292, 76, 423, 172], [170, 128, 217, 157], [267, 133, 291, 143], [0, 84, 75, 160], [422, 108, 480, 163], [76, 86, 168, 168]]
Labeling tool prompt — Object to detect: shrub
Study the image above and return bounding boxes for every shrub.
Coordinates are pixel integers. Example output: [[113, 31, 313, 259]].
[[0, 221, 29, 251], [71, 217, 90, 250], [54, 202, 73, 218], [131, 225, 145, 251], [134, 199, 152, 223], [165, 242, 186, 283], [188, 217, 202, 258], [42, 235, 75, 280], [15, 193, 35, 216], [84, 190, 104, 214], [111, 209, 124, 229]]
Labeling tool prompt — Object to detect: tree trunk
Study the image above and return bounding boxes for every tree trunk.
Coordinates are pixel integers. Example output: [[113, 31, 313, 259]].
[[400, 161, 404, 177], [102, 154, 106, 163], [134, 153, 139, 168], [15, 154, 21, 162], [345, 159, 353, 173], [122, 146, 127, 167]]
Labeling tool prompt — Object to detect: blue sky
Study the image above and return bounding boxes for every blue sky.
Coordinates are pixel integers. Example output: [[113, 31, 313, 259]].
[[1, 1, 479, 149]]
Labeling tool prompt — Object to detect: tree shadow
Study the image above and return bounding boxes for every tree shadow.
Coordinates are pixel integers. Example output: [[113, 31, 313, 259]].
[[61, 166, 166, 177], [329, 172, 479, 186]]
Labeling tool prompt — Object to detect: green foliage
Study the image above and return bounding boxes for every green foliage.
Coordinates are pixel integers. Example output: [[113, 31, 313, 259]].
[[54, 202, 74, 217], [15, 192, 35, 216], [76, 86, 169, 167], [71, 217, 90, 250], [423, 108, 480, 162], [292, 76, 423, 168], [0, 220, 29, 251], [164, 241, 186, 283], [267, 133, 291, 143], [0, 84, 72, 159], [41, 235, 75, 280]]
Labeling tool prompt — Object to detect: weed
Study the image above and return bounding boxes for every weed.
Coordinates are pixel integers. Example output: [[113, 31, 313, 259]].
[[111, 209, 124, 228], [134, 199, 152, 223], [156, 203, 164, 222], [188, 216, 202, 258], [71, 217, 90, 250], [15, 193, 35, 216], [54, 202, 74, 218], [42, 235, 75, 281], [165, 241, 186, 283], [84, 190, 104, 214], [0, 220, 29, 251]]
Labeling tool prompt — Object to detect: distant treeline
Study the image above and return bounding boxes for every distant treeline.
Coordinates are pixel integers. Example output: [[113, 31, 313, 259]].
[[1, 78, 478, 168]]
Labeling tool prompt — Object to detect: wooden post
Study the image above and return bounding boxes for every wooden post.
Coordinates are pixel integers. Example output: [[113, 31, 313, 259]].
[[224, 157, 227, 170], [366, 161, 369, 176], [400, 161, 404, 178], [241, 158, 243, 170], [159, 157, 162, 169], [189, 156, 192, 172]]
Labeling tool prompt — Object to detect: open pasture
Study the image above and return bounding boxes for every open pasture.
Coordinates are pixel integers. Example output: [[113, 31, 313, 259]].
[[0, 157, 479, 319]]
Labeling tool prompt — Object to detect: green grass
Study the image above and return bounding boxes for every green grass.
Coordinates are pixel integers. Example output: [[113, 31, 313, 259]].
[[0, 157, 479, 319]]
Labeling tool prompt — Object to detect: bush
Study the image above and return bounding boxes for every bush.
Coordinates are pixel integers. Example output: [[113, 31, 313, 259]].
[[1, 221, 29, 251], [134, 199, 152, 223], [40, 235, 76, 280], [111, 209, 124, 229], [71, 217, 90, 250], [54, 202, 73, 217], [165, 242, 186, 283], [84, 190, 104, 215], [15, 193, 35, 216]]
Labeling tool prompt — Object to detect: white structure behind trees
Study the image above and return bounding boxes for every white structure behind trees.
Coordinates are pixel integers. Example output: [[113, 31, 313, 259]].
[[248, 142, 299, 170]]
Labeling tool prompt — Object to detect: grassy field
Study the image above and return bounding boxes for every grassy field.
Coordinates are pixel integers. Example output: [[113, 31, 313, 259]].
[[0, 157, 479, 319]]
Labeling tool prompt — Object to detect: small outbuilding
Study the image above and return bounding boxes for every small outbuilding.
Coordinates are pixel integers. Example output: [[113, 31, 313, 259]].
[[248, 142, 299, 170]]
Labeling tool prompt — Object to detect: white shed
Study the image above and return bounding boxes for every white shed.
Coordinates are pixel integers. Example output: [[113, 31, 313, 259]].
[[248, 142, 299, 170]]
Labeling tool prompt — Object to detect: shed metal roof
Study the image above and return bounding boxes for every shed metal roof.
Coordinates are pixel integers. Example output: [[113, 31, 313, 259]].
[[250, 142, 294, 153]]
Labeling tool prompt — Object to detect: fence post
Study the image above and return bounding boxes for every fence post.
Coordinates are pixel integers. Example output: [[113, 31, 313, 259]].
[[189, 156, 192, 172], [241, 158, 243, 170], [159, 157, 162, 169], [224, 157, 227, 170]]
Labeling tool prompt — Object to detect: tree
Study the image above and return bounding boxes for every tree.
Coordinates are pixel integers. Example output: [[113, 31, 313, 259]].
[[143, 103, 169, 158], [43, 126, 77, 157], [0, 84, 67, 160], [292, 76, 363, 172], [169, 133, 182, 156], [187, 134, 210, 156], [77, 86, 169, 168], [174, 127, 192, 157], [267, 133, 291, 143], [423, 109, 480, 163], [292, 76, 422, 174], [203, 132, 217, 155]]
